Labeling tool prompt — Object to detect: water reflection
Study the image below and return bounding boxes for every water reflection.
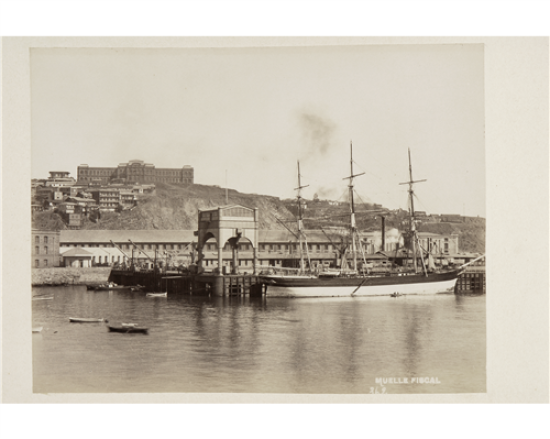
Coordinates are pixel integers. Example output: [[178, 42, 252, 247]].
[[33, 287, 486, 394]]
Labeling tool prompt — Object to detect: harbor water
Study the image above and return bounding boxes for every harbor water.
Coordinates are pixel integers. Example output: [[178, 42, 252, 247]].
[[32, 286, 486, 394]]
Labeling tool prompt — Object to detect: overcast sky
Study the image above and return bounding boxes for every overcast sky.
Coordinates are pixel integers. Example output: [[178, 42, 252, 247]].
[[31, 44, 485, 217]]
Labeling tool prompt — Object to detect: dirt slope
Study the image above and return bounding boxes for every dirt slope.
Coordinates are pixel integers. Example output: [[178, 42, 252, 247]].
[[33, 183, 292, 231]]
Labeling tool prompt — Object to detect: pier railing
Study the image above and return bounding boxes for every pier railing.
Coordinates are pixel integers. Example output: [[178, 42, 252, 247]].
[[463, 265, 485, 273]]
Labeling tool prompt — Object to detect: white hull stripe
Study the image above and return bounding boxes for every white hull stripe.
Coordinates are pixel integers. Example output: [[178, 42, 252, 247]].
[[267, 278, 458, 297]]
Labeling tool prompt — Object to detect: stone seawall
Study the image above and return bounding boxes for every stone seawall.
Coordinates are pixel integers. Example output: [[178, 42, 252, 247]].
[[32, 267, 112, 286]]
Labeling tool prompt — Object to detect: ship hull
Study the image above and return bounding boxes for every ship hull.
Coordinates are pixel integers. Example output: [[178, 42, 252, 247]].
[[263, 270, 461, 298]]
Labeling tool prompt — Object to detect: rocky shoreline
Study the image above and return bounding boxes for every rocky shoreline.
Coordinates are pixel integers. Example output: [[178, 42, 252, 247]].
[[32, 267, 111, 286]]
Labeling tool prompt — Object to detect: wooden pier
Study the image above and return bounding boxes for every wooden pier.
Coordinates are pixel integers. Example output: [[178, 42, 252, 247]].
[[456, 267, 486, 294], [193, 274, 266, 296]]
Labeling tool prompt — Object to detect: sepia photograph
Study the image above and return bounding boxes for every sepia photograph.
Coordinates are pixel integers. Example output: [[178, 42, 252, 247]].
[[1, 3, 549, 439], [2, 34, 548, 408], [28, 43, 487, 394]]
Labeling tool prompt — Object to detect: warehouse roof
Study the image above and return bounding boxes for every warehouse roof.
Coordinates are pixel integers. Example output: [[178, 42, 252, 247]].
[[59, 229, 450, 244], [60, 230, 197, 243], [61, 247, 93, 257]]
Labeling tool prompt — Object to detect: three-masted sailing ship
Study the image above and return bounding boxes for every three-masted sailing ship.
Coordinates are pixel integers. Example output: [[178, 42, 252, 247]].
[[262, 143, 464, 297]]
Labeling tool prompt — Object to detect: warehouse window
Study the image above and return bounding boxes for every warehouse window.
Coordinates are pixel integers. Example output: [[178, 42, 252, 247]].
[[35, 246, 40, 254], [35, 260, 39, 267], [43, 260, 48, 266]]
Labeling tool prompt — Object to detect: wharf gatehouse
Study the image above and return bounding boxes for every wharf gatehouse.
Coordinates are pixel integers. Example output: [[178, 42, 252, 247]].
[[196, 205, 259, 275]]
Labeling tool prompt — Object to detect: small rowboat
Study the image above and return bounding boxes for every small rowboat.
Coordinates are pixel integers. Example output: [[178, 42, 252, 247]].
[[33, 296, 53, 300], [146, 292, 167, 298], [104, 320, 148, 334], [32, 327, 43, 333], [107, 325, 149, 334], [69, 317, 104, 323]]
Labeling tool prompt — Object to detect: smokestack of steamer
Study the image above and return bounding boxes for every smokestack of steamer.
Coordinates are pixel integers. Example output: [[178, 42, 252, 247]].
[[381, 216, 386, 251]]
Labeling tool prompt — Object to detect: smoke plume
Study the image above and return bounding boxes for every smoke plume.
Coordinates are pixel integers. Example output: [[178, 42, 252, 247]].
[[315, 186, 339, 200], [299, 111, 336, 156], [372, 228, 404, 251]]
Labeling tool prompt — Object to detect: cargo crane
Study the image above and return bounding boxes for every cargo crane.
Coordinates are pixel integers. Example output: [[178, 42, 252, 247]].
[[127, 239, 168, 273], [109, 240, 132, 267], [127, 239, 156, 269]]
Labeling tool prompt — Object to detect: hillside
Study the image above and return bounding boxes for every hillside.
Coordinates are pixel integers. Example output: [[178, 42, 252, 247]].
[[417, 217, 486, 253], [32, 183, 485, 253], [284, 198, 485, 253], [33, 183, 293, 231]]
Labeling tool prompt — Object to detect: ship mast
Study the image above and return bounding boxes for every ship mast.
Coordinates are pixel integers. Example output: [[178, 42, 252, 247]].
[[399, 148, 428, 275], [295, 161, 310, 273], [343, 141, 365, 272]]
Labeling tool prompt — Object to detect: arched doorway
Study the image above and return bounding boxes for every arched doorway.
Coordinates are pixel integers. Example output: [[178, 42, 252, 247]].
[[195, 205, 259, 274]]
